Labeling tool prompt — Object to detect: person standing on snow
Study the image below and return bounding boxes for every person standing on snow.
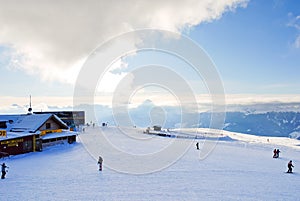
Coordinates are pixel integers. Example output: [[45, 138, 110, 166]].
[[98, 156, 103, 171], [276, 149, 280, 158], [287, 160, 294, 173], [273, 149, 277, 158], [1, 163, 8, 179], [196, 142, 199, 150]]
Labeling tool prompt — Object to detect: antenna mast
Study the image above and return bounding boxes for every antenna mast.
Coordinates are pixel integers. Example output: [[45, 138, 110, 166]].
[[28, 95, 33, 114]]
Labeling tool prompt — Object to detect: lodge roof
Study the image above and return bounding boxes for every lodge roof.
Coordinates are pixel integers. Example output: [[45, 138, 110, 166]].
[[0, 113, 68, 133]]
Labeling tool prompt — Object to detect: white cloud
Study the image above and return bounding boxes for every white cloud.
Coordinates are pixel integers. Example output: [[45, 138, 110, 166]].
[[287, 14, 300, 48], [3, 94, 300, 114], [0, 0, 248, 84], [0, 96, 74, 114], [96, 59, 129, 93]]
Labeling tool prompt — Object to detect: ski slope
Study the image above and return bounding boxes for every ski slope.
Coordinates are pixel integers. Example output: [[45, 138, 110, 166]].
[[1, 126, 300, 201]]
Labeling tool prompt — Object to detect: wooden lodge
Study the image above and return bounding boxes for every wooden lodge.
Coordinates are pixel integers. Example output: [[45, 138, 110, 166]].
[[0, 113, 77, 157], [0, 134, 41, 156]]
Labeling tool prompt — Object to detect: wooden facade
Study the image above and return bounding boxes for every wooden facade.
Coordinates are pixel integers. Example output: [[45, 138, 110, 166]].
[[0, 134, 42, 156], [0, 133, 76, 156]]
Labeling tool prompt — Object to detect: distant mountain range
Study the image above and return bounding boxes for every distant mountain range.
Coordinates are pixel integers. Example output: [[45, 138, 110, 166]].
[[199, 112, 300, 137], [78, 103, 300, 138], [5, 98, 300, 138]]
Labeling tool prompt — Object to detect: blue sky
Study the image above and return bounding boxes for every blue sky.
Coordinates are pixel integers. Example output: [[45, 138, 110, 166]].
[[191, 0, 300, 93], [0, 0, 300, 112]]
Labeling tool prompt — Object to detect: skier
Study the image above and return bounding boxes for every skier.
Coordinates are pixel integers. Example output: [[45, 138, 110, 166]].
[[196, 142, 199, 150], [98, 156, 103, 171], [273, 149, 278, 158], [287, 160, 294, 173], [276, 149, 280, 158], [1, 163, 8, 179]]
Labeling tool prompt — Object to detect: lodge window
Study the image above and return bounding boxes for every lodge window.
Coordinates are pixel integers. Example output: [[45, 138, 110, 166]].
[[23, 140, 33, 152], [46, 123, 51, 129], [0, 121, 7, 128]]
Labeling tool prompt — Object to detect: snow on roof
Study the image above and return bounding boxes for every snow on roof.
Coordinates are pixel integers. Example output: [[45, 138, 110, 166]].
[[2, 131, 38, 140], [0, 115, 21, 131], [52, 114, 68, 128], [41, 131, 77, 140], [0, 113, 68, 133], [11, 113, 52, 132], [0, 114, 20, 122]]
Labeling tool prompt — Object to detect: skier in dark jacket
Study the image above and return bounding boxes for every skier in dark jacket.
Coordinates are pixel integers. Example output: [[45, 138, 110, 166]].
[[1, 163, 8, 179], [98, 156, 103, 171], [276, 149, 280, 158], [287, 160, 294, 173], [196, 142, 199, 150], [273, 149, 277, 158]]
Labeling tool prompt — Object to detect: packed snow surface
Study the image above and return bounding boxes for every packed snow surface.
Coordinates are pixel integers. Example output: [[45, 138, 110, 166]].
[[1, 126, 300, 201]]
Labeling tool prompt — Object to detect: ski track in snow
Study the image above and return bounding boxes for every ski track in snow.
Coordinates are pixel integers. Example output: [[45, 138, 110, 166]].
[[0, 127, 300, 201]]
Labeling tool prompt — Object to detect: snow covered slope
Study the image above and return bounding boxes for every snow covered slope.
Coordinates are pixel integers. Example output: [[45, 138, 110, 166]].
[[0, 127, 299, 201]]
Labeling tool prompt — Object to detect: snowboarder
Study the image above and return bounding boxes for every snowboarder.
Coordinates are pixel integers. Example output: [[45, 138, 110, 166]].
[[1, 163, 8, 179], [196, 142, 199, 150], [287, 160, 294, 173], [98, 156, 103, 171]]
